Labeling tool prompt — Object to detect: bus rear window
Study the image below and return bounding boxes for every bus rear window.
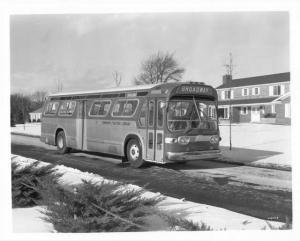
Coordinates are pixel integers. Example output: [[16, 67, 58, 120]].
[[58, 101, 76, 116], [45, 102, 59, 115], [112, 99, 138, 117], [90, 100, 111, 116]]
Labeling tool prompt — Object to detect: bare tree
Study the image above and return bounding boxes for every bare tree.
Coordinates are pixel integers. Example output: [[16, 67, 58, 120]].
[[112, 71, 122, 87], [135, 52, 185, 85], [31, 91, 48, 103]]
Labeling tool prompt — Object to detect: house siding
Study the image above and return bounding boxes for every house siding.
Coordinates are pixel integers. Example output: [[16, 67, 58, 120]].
[[217, 82, 289, 101]]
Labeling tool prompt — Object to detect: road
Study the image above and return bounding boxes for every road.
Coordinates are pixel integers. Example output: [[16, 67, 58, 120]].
[[11, 134, 292, 222]]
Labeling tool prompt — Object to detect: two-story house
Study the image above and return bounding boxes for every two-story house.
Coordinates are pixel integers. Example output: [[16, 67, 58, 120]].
[[216, 72, 290, 125]]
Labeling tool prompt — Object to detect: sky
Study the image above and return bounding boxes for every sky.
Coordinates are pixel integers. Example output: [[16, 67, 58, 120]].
[[10, 12, 289, 94]]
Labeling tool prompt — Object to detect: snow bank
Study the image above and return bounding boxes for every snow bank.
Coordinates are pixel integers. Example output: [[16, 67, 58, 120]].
[[11, 155, 284, 232], [12, 206, 55, 233], [11, 123, 41, 137]]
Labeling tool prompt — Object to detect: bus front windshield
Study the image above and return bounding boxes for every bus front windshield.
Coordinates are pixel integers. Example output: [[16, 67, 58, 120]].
[[167, 99, 217, 132]]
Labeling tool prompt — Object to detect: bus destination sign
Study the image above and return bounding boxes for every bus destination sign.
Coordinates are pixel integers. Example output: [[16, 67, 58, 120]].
[[177, 85, 213, 95]]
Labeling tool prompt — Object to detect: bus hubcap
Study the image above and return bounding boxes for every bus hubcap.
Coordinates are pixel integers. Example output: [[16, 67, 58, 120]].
[[130, 145, 139, 160], [57, 136, 64, 149]]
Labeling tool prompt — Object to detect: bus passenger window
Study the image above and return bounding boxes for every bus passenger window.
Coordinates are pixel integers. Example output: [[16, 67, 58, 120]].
[[138, 102, 147, 127], [149, 101, 154, 127], [90, 101, 111, 116], [112, 102, 124, 116], [45, 102, 59, 115], [157, 133, 162, 150], [149, 132, 153, 149], [112, 100, 138, 117], [157, 101, 163, 128], [59, 101, 76, 116]]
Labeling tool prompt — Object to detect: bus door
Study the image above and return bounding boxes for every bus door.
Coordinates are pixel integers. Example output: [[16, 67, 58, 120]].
[[77, 100, 87, 150], [146, 98, 164, 163]]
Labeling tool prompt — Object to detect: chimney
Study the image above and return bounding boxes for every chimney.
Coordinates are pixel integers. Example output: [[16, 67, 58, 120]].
[[222, 74, 232, 85]]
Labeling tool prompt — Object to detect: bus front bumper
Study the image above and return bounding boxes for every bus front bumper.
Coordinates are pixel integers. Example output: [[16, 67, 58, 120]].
[[166, 150, 222, 162]]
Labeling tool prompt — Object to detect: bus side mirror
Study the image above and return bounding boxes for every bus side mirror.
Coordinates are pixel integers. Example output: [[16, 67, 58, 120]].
[[160, 101, 167, 109]]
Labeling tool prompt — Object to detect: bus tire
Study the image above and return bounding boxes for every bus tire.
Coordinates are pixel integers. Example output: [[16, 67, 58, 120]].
[[56, 131, 70, 154], [126, 139, 145, 168]]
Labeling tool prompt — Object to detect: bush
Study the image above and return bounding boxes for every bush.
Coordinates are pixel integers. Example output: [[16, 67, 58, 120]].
[[11, 161, 62, 208], [41, 180, 164, 232], [41, 180, 211, 232], [12, 160, 211, 232]]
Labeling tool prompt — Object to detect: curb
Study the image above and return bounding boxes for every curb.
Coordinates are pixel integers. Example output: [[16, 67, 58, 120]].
[[11, 132, 41, 139], [208, 158, 291, 172]]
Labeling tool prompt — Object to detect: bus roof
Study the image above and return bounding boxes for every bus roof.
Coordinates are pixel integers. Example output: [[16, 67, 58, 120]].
[[48, 82, 217, 101], [49, 83, 164, 97]]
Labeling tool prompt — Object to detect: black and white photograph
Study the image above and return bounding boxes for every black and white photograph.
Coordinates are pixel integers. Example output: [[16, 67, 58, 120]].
[[2, 1, 300, 240]]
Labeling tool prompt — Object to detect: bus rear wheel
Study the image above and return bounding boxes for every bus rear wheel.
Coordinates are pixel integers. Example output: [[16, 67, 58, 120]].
[[126, 139, 145, 168], [56, 131, 70, 154]]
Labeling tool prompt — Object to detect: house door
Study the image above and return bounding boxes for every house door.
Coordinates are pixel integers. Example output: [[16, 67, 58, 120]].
[[251, 106, 260, 122]]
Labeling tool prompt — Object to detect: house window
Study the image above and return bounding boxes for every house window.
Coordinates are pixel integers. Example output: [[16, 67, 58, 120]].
[[222, 90, 234, 99], [242, 88, 249, 96], [218, 107, 229, 119], [240, 107, 248, 115], [252, 87, 260, 96], [269, 85, 285, 96]]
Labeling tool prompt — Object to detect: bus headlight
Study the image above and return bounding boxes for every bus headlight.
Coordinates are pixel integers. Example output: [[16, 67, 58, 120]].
[[210, 135, 219, 144], [165, 137, 178, 144], [178, 136, 190, 145]]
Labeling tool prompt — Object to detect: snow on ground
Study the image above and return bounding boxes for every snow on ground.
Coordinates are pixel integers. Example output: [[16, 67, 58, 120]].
[[12, 155, 284, 232], [12, 206, 55, 233], [219, 124, 291, 170], [11, 123, 41, 137], [11, 122, 291, 170]]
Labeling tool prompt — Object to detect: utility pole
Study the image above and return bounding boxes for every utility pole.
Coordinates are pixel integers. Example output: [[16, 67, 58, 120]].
[[224, 53, 234, 151]]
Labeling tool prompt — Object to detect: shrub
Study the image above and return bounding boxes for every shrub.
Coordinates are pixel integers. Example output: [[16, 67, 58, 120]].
[[11, 161, 62, 208], [41, 180, 211, 232]]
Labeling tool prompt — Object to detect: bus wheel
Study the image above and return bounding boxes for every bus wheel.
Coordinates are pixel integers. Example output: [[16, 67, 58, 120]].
[[56, 131, 70, 154], [126, 139, 145, 168]]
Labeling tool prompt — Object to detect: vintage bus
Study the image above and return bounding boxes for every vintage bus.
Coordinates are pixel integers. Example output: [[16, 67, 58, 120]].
[[41, 82, 222, 167]]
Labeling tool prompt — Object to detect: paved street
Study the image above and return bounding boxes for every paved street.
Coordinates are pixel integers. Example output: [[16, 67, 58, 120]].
[[11, 134, 292, 222]]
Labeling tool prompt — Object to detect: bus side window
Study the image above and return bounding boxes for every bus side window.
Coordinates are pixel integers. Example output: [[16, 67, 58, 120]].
[[45, 102, 59, 115], [157, 101, 163, 128], [157, 133, 162, 150], [90, 101, 111, 116], [149, 132, 153, 149], [138, 102, 147, 127], [148, 101, 154, 127], [58, 101, 76, 116], [112, 99, 138, 117]]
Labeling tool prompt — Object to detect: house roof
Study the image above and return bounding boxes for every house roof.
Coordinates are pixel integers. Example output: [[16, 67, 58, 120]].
[[218, 97, 278, 106], [29, 107, 43, 114], [216, 72, 290, 89]]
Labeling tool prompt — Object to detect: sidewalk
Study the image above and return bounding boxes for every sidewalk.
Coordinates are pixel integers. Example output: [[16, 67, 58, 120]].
[[11, 123, 291, 171]]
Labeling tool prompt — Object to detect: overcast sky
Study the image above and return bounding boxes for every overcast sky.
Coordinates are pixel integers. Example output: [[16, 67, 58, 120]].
[[10, 12, 289, 94]]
